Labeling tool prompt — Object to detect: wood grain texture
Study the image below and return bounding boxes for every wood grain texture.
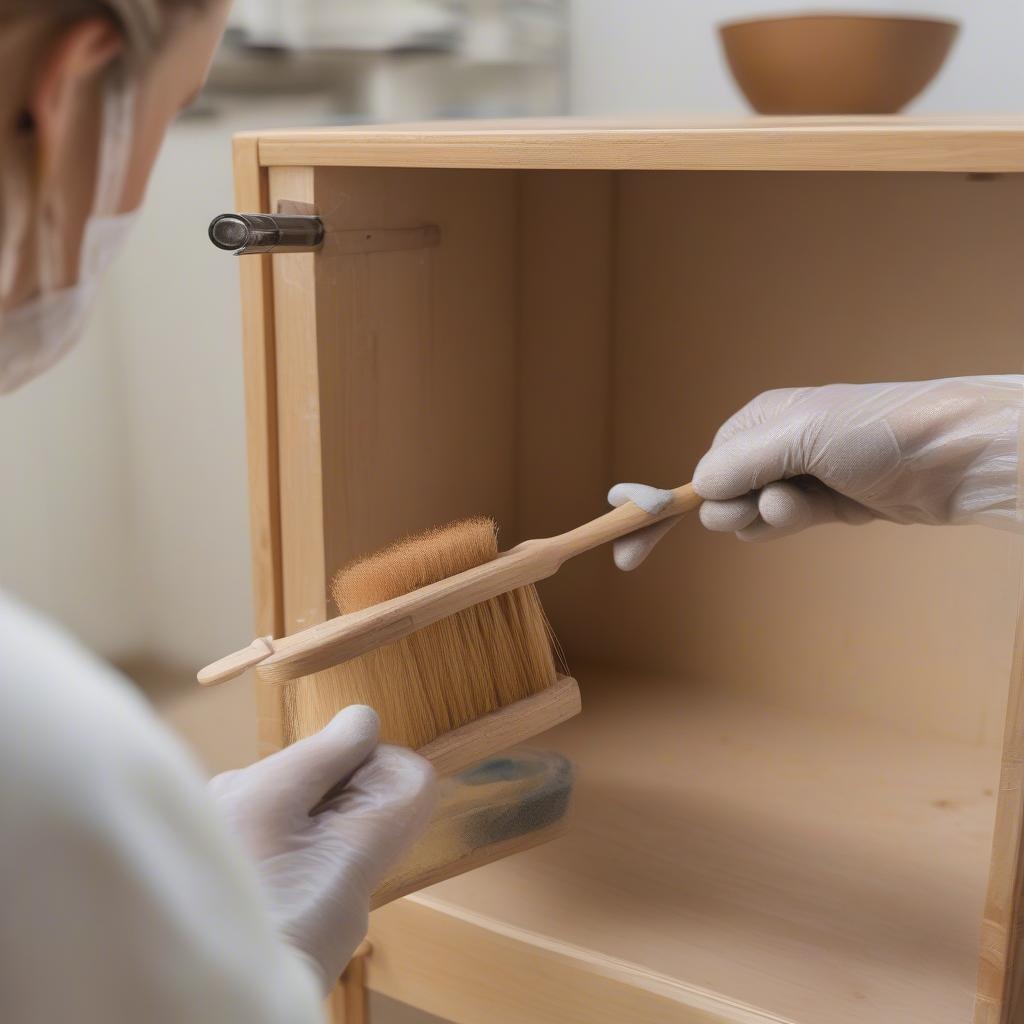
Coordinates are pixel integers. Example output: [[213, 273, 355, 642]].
[[411, 672, 1002, 1024], [326, 224, 440, 256], [268, 166, 327, 645], [231, 135, 285, 755], [606, 170, 1024, 744], [368, 895, 767, 1024], [249, 116, 1024, 173], [331, 944, 369, 1024], [273, 167, 523, 746], [595, 173, 1024, 1023], [515, 170, 617, 659], [977, 575, 1024, 1023]]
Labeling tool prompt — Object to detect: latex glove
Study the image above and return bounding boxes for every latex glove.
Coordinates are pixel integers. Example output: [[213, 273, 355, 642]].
[[208, 706, 436, 994], [607, 482, 684, 571], [610, 376, 1023, 563]]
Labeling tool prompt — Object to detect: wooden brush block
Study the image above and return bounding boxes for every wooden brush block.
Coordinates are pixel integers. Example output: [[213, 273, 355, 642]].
[[286, 670, 581, 778]]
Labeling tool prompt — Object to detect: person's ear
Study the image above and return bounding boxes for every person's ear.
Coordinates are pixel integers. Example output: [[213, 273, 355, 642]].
[[26, 16, 124, 185]]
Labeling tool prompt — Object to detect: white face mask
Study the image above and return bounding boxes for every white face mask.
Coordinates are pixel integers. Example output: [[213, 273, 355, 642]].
[[0, 69, 138, 395]]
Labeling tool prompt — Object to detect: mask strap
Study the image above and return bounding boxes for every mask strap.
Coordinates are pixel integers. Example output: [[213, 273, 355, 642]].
[[0, 145, 32, 304], [91, 64, 137, 219], [34, 65, 137, 293]]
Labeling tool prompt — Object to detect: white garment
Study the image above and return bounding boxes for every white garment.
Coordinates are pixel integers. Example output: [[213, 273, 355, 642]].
[[0, 591, 326, 1024]]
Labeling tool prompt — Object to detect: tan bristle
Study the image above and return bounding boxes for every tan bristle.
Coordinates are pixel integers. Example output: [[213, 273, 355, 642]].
[[321, 517, 559, 750]]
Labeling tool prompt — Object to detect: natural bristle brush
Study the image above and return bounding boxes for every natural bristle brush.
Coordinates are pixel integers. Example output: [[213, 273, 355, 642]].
[[199, 483, 700, 775], [329, 516, 562, 754]]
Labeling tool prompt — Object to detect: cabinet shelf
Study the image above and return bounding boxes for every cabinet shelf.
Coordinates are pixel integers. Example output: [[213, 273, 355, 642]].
[[370, 669, 1000, 1024]]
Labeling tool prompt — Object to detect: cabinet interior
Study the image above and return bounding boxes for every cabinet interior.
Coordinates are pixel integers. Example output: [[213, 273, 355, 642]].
[[271, 163, 1024, 1023]]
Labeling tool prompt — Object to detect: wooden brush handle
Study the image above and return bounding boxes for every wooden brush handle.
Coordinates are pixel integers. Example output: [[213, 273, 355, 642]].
[[199, 483, 699, 687], [537, 482, 700, 564]]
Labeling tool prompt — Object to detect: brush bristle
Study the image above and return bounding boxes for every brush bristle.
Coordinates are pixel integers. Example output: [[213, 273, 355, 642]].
[[324, 518, 559, 750]]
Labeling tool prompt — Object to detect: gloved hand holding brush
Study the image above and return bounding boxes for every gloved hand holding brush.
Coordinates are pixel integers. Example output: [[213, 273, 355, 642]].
[[611, 376, 1024, 568], [208, 706, 436, 994]]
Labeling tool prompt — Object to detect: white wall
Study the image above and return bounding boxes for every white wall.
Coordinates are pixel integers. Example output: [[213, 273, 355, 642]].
[[105, 112, 253, 668], [0, 112, 251, 670], [0, 96, 332, 674], [0, 293, 141, 657], [570, 1, 1024, 115]]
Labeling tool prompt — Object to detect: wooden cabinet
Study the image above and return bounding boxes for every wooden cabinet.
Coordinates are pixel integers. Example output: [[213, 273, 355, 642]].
[[231, 118, 1024, 1024]]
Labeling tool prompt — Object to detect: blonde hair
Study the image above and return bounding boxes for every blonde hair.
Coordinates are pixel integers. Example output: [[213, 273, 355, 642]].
[[0, 1, 211, 61]]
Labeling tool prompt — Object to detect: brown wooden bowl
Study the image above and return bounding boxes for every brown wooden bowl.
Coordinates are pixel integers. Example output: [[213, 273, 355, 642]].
[[719, 13, 959, 115]]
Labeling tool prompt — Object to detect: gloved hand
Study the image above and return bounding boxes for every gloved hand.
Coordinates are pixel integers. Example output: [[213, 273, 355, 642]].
[[607, 482, 685, 571], [207, 705, 436, 994], [610, 376, 1023, 565]]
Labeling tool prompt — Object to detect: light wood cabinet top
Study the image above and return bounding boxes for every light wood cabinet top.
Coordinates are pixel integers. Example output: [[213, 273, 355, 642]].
[[247, 115, 1024, 172]]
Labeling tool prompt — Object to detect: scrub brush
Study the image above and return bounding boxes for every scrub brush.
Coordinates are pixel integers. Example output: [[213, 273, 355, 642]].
[[324, 516, 563, 753], [199, 482, 699, 772]]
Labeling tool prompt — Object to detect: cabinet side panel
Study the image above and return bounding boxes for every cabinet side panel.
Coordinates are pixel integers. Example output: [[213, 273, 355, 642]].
[[268, 166, 326, 643], [232, 136, 285, 756], [978, 578, 1024, 1023], [280, 167, 520, 743]]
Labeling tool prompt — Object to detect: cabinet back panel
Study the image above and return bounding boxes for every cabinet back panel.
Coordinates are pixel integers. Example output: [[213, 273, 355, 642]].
[[273, 165, 1024, 747], [514, 171, 617, 654], [525, 171, 1024, 745], [310, 167, 521, 571]]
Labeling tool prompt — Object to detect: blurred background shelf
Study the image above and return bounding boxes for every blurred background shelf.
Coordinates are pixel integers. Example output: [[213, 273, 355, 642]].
[[208, 0, 568, 122]]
